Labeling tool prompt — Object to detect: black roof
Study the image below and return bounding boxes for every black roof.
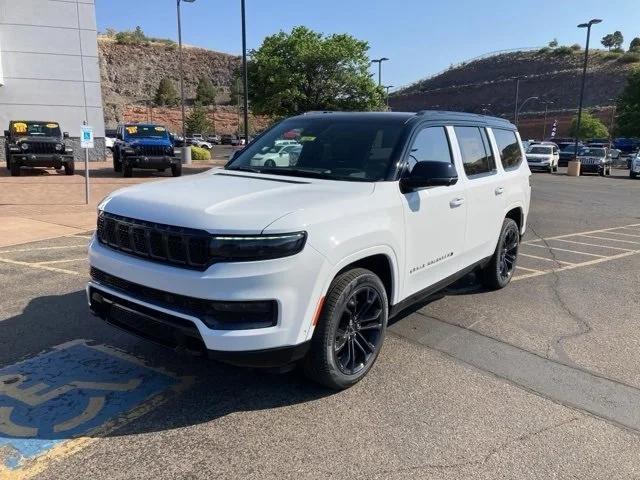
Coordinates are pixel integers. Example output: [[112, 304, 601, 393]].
[[293, 110, 516, 129]]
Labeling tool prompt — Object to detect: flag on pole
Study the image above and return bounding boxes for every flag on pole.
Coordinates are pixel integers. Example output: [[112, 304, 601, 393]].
[[550, 120, 558, 138]]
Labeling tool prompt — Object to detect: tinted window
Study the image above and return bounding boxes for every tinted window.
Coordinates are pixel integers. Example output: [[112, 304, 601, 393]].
[[454, 126, 496, 176], [406, 126, 452, 172], [493, 129, 522, 169]]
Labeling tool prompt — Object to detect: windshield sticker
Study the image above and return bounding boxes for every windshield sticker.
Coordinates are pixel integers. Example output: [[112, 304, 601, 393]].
[[126, 126, 138, 135], [299, 136, 316, 143], [46, 123, 59, 129], [12, 123, 28, 134], [154, 126, 166, 132]]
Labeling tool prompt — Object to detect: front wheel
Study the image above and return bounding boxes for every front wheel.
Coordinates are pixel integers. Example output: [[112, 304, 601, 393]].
[[123, 163, 133, 178], [304, 268, 388, 390], [113, 151, 122, 172], [480, 218, 520, 290], [10, 161, 21, 177], [631, 171, 638, 179]]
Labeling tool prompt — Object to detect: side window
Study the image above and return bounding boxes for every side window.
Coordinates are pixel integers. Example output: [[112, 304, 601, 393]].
[[406, 126, 453, 173], [454, 126, 496, 176], [493, 128, 523, 170]]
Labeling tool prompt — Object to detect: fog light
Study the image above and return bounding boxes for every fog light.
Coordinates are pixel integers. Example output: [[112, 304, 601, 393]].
[[201, 300, 277, 330]]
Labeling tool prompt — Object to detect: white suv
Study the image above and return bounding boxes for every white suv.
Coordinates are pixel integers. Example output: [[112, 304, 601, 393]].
[[88, 111, 531, 389]]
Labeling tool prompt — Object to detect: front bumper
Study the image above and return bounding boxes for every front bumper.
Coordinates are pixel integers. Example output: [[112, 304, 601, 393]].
[[579, 162, 605, 173], [527, 161, 551, 170], [11, 153, 73, 167], [87, 236, 329, 360], [123, 155, 179, 169]]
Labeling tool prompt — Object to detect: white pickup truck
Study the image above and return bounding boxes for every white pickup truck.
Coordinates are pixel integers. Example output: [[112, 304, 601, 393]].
[[88, 111, 531, 389]]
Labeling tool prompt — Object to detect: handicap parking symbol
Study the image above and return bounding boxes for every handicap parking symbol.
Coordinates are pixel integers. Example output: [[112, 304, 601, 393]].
[[0, 340, 187, 473]]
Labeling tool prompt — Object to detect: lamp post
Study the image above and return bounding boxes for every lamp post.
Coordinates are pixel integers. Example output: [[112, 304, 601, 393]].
[[513, 78, 520, 123], [608, 98, 616, 141], [371, 57, 389, 86], [177, 0, 195, 164], [571, 18, 602, 172], [516, 96, 539, 126], [383, 85, 394, 108], [541, 100, 554, 139], [240, 0, 249, 143]]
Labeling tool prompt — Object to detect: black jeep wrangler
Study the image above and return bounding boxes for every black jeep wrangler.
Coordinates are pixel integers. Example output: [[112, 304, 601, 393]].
[[113, 124, 181, 177], [4, 121, 74, 176]]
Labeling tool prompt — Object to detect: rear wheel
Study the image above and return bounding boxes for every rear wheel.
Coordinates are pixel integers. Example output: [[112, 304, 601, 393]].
[[10, 161, 21, 177], [264, 159, 276, 168], [480, 218, 520, 290], [304, 268, 388, 390], [171, 162, 182, 177], [64, 161, 74, 175], [631, 171, 638, 179], [113, 151, 122, 172]]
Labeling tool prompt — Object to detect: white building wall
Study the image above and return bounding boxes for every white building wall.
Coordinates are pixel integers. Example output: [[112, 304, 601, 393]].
[[0, 0, 104, 139]]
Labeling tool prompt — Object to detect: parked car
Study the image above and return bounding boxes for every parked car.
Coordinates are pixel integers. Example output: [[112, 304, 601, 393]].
[[249, 144, 301, 167], [112, 123, 181, 177], [576, 146, 612, 176], [3, 120, 74, 176], [558, 144, 582, 167], [88, 111, 531, 390], [630, 152, 640, 179], [220, 134, 239, 145], [105, 128, 117, 151], [614, 137, 640, 155], [526, 143, 559, 173], [186, 137, 213, 149], [207, 134, 221, 145]]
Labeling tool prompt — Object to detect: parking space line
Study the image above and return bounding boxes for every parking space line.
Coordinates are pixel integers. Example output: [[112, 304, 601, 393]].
[[524, 243, 606, 257], [0, 245, 87, 254], [580, 234, 640, 245], [37, 258, 87, 265], [0, 257, 80, 276], [70, 235, 93, 240], [519, 253, 574, 265], [515, 266, 546, 274], [523, 223, 640, 245], [552, 238, 634, 252], [606, 230, 640, 238]]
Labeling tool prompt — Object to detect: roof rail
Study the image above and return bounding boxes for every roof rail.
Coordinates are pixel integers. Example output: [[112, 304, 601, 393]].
[[302, 111, 337, 115]]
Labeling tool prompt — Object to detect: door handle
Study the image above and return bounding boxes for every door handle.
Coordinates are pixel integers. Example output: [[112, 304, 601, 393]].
[[449, 197, 465, 208], [495, 187, 505, 195]]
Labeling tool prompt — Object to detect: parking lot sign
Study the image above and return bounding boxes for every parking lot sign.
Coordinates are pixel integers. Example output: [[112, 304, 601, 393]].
[[80, 125, 94, 149]]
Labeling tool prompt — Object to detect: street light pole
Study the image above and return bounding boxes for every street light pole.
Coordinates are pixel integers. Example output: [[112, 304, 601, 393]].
[[371, 57, 389, 86], [573, 18, 602, 161], [383, 85, 394, 108], [516, 96, 539, 126], [542, 100, 554, 139], [241, 0, 249, 142], [514, 78, 520, 123], [177, 0, 195, 164]]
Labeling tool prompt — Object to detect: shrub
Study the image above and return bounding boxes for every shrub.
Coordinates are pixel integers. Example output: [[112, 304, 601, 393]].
[[570, 43, 582, 51], [537, 47, 551, 55], [552, 46, 573, 56], [603, 51, 623, 60], [190, 146, 211, 161], [619, 52, 640, 63]]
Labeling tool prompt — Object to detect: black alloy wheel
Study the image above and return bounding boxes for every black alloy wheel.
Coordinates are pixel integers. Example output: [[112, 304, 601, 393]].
[[481, 217, 520, 290], [498, 226, 519, 284]]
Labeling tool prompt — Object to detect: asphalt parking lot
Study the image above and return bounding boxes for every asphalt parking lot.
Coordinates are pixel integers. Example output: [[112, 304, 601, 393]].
[[1, 167, 640, 479]]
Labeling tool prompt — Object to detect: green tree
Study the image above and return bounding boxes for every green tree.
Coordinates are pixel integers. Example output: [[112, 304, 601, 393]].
[[615, 68, 640, 137], [629, 37, 640, 52], [186, 104, 212, 135], [548, 38, 558, 48], [612, 31, 625, 50], [195, 77, 218, 105], [247, 26, 385, 116], [569, 111, 609, 139], [154, 77, 178, 106], [601, 34, 615, 51]]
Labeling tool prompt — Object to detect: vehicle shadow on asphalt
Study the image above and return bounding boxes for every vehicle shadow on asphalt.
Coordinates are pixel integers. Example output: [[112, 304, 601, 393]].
[[0, 290, 331, 443]]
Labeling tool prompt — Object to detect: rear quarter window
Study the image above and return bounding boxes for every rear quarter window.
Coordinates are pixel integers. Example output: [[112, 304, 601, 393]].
[[493, 129, 522, 170]]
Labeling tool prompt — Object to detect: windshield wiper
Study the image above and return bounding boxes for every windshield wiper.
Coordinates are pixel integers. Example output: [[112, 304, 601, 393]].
[[255, 167, 333, 179], [226, 166, 264, 173]]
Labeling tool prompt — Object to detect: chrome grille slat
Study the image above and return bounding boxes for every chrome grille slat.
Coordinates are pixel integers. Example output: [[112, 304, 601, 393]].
[[96, 212, 210, 271]]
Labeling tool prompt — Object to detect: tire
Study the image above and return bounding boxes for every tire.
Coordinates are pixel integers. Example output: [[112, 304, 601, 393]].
[[10, 161, 21, 177], [171, 162, 182, 177], [157, 168, 166, 172], [606, 165, 612, 176], [631, 171, 637, 179], [304, 268, 388, 390], [113, 151, 122, 172], [264, 159, 276, 168], [6, 155, 11, 170], [480, 218, 520, 290], [64, 161, 74, 175], [123, 163, 133, 178]]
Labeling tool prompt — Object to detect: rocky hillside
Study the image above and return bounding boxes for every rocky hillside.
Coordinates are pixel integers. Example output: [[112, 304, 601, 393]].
[[99, 38, 248, 131], [390, 48, 638, 137]]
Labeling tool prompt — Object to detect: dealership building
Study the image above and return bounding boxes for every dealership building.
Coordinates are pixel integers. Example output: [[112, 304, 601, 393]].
[[0, 0, 105, 159]]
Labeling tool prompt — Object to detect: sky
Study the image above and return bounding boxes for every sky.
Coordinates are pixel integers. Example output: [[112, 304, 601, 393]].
[[96, 0, 640, 90]]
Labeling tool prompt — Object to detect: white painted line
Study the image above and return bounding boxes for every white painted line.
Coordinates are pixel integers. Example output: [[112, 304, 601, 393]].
[[70, 235, 93, 239], [37, 258, 87, 265], [524, 243, 606, 257], [515, 266, 546, 274], [524, 223, 640, 245], [0, 257, 80, 275], [605, 230, 640, 238], [0, 244, 87, 254], [552, 238, 633, 252], [580, 234, 640, 245], [622, 226, 640, 233], [513, 250, 640, 282], [519, 253, 574, 265]]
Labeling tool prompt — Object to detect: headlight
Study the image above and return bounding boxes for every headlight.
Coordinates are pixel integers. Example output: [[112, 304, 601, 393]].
[[209, 232, 307, 262], [20, 143, 29, 151], [55, 143, 63, 151], [166, 145, 174, 154]]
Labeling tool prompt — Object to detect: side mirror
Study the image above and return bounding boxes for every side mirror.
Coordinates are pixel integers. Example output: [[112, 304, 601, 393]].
[[63, 132, 70, 139], [400, 161, 458, 193], [3, 130, 9, 137]]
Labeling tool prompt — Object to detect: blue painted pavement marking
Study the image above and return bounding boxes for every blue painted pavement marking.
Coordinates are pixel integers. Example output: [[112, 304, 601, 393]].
[[0, 341, 180, 471]]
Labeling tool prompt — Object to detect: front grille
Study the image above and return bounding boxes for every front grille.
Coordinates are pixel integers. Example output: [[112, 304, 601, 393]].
[[97, 212, 210, 270], [137, 145, 168, 157], [26, 141, 57, 154]]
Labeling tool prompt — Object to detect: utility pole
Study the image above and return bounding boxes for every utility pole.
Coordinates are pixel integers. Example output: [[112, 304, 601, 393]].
[[541, 101, 554, 139], [177, 0, 196, 163]]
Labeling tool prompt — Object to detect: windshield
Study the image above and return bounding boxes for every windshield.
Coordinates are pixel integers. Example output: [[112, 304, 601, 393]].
[[561, 145, 577, 152], [527, 146, 552, 154], [578, 147, 606, 157], [124, 125, 169, 139], [11, 121, 61, 137], [226, 118, 404, 181]]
